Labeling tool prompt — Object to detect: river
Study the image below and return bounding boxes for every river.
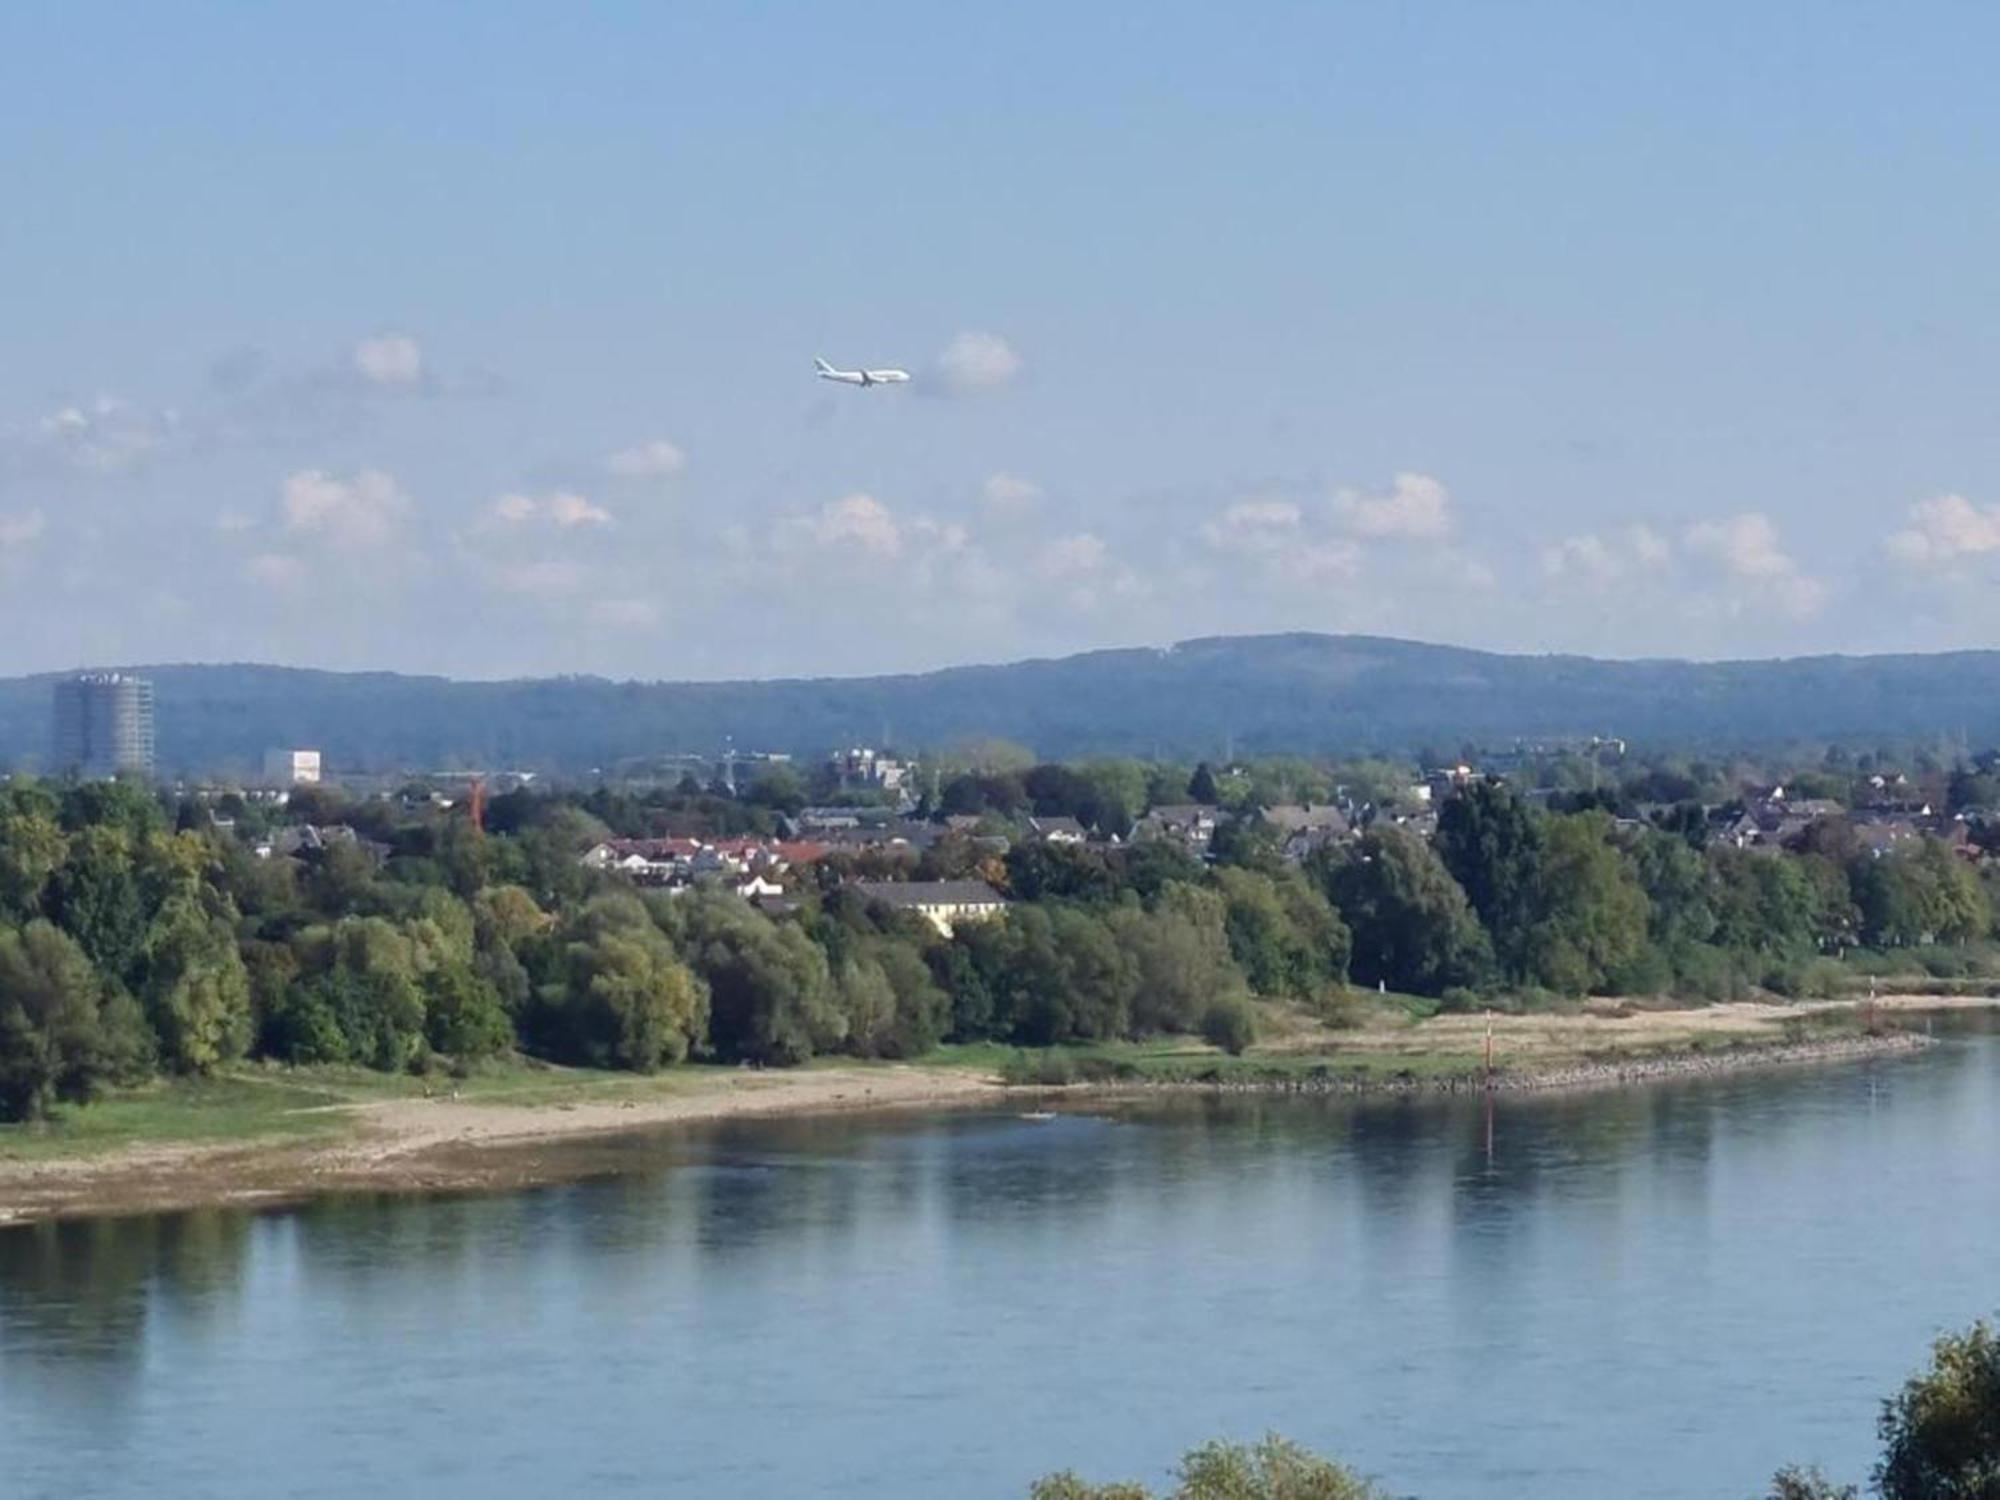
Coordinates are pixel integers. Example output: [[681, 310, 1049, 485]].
[[4, 1020, 1996, 1498]]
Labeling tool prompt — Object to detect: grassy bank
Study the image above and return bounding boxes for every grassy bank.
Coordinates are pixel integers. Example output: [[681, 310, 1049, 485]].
[[0, 1057, 822, 1165], [0, 990, 1972, 1186], [927, 989, 1929, 1089]]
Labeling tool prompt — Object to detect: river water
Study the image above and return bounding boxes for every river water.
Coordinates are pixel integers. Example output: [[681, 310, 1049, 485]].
[[4, 1021, 1996, 1499]]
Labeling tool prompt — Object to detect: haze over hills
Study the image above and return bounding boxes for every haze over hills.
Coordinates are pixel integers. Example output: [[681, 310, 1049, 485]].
[[6, 633, 1999, 776]]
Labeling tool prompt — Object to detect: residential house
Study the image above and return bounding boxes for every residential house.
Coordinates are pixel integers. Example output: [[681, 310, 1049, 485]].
[[581, 835, 828, 889], [1135, 804, 1219, 852], [851, 879, 1010, 936], [829, 747, 909, 793], [1027, 815, 1088, 845], [1263, 803, 1352, 862], [257, 823, 391, 864]]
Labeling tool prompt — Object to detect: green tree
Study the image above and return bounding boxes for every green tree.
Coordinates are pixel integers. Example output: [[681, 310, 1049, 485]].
[[58, 779, 165, 842], [139, 894, 254, 1072], [1187, 762, 1221, 805], [1107, 882, 1242, 1035], [305, 840, 382, 917], [1630, 830, 1716, 964], [1213, 867, 1348, 1000], [960, 904, 1123, 1046], [1913, 839, 1992, 944], [436, 815, 491, 897], [664, 892, 842, 1064], [0, 920, 152, 1121], [45, 825, 149, 983], [1032, 1434, 1386, 1500], [1875, 1319, 2000, 1499], [273, 917, 431, 1069], [1319, 828, 1491, 997], [1711, 849, 1824, 966], [0, 809, 67, 919], [1077, 759, 1147, 837], [745, 764, 808, 815], [1047, 905, 1137, 1040], [1435, 780, 1545, 980], [834, 956, 897, 1055], [1007, 842, 1121, 903], [1524, 812, 1650, 994], [550, 896, 707, 1070], [423, 960, 513, 1058], [859, 935, 950, 1057], [1209, 814, 1283, 873], [1761, 1469, 1856, 1500]]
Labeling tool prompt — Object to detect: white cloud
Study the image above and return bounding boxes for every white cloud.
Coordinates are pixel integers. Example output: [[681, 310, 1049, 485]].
[[605, 439, 686, 480], [983, 472, 1043, 514], [1542, 524, 1673, 588], [1684, 511, 1826, 618], [0, 510, 45, 549], [1203, 499, 1304, 550], [1630, 524, 1674, 570], [1028, 531, 1146, 612], [1685, 511, 1798, 579], [546, 494, 611, 527], [352, 333, 425, 388], [934, 331, 1022, 394], [281, 468, 411, 549], [486, 491, 613, 529], [1331, 472, 1454, 541], [803, 493, 903, 557], [34, 396, 178, 473], [1202, 498, 1362, 583], [1885, 493, 2000, 568], [1035, 532, 1107, 579]]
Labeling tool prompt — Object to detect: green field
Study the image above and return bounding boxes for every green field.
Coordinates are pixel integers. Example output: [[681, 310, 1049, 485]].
[[0, 1058, 756, 1164]]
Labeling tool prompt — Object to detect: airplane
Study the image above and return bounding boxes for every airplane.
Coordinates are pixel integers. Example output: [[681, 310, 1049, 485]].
[[815, 357, 911, 388]]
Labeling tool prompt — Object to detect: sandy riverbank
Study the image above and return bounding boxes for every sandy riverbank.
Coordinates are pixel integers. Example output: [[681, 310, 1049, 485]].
[[0, 994, 1985, 1228], [0, 1065, 1005, 1228]]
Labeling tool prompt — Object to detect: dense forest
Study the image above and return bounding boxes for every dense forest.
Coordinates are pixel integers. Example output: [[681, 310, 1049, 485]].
[[12, 633, 2000, 772], [2, 749, 1996, 1123]]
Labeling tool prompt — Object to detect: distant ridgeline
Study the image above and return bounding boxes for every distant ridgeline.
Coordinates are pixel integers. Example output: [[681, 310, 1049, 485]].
[[3, 634, 1999, 774]]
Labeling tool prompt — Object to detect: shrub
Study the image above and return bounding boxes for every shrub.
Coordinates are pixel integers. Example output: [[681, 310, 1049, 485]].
[[1199, 996, 1256, 1056], [999, 1049, 1077, 1086]]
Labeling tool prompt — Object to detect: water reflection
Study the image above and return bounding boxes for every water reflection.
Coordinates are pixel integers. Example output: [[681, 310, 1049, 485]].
[[1, 1022, 1995, 1500]]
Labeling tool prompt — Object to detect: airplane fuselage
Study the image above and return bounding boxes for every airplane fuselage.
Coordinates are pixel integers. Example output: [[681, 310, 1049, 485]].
[[817, 360, 910, 387]]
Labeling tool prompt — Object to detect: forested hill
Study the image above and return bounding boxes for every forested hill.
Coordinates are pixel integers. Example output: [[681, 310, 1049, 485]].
[[5, 633, 2000, 774]]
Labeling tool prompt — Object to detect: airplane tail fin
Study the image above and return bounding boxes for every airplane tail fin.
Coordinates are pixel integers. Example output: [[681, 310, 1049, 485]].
[[814, 357, 834, 374]]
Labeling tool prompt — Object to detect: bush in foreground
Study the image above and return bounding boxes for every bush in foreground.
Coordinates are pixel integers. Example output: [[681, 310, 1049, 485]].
[[1764, 1318, 2000, 1498], [1199, 995, 1257, 1055], [1031, 1435, 1385, 1500]]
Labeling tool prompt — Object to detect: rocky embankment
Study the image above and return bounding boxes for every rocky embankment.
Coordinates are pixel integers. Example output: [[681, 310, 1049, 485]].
[[1088, 1030, 1935, 1098]]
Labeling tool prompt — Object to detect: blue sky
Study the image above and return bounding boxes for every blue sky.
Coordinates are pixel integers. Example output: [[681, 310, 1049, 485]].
[[4, 2, 2000, 679]]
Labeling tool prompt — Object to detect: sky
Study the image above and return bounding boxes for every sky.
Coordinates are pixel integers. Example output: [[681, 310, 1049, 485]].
[[5, 1, 2000, 682]]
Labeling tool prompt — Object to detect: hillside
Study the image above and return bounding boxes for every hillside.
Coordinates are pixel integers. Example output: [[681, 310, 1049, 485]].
[[5, 633, 1998, 774]]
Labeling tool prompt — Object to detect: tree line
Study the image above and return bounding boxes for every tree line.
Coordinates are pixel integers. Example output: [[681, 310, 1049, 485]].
[[1, 772, 1995, 1121]]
